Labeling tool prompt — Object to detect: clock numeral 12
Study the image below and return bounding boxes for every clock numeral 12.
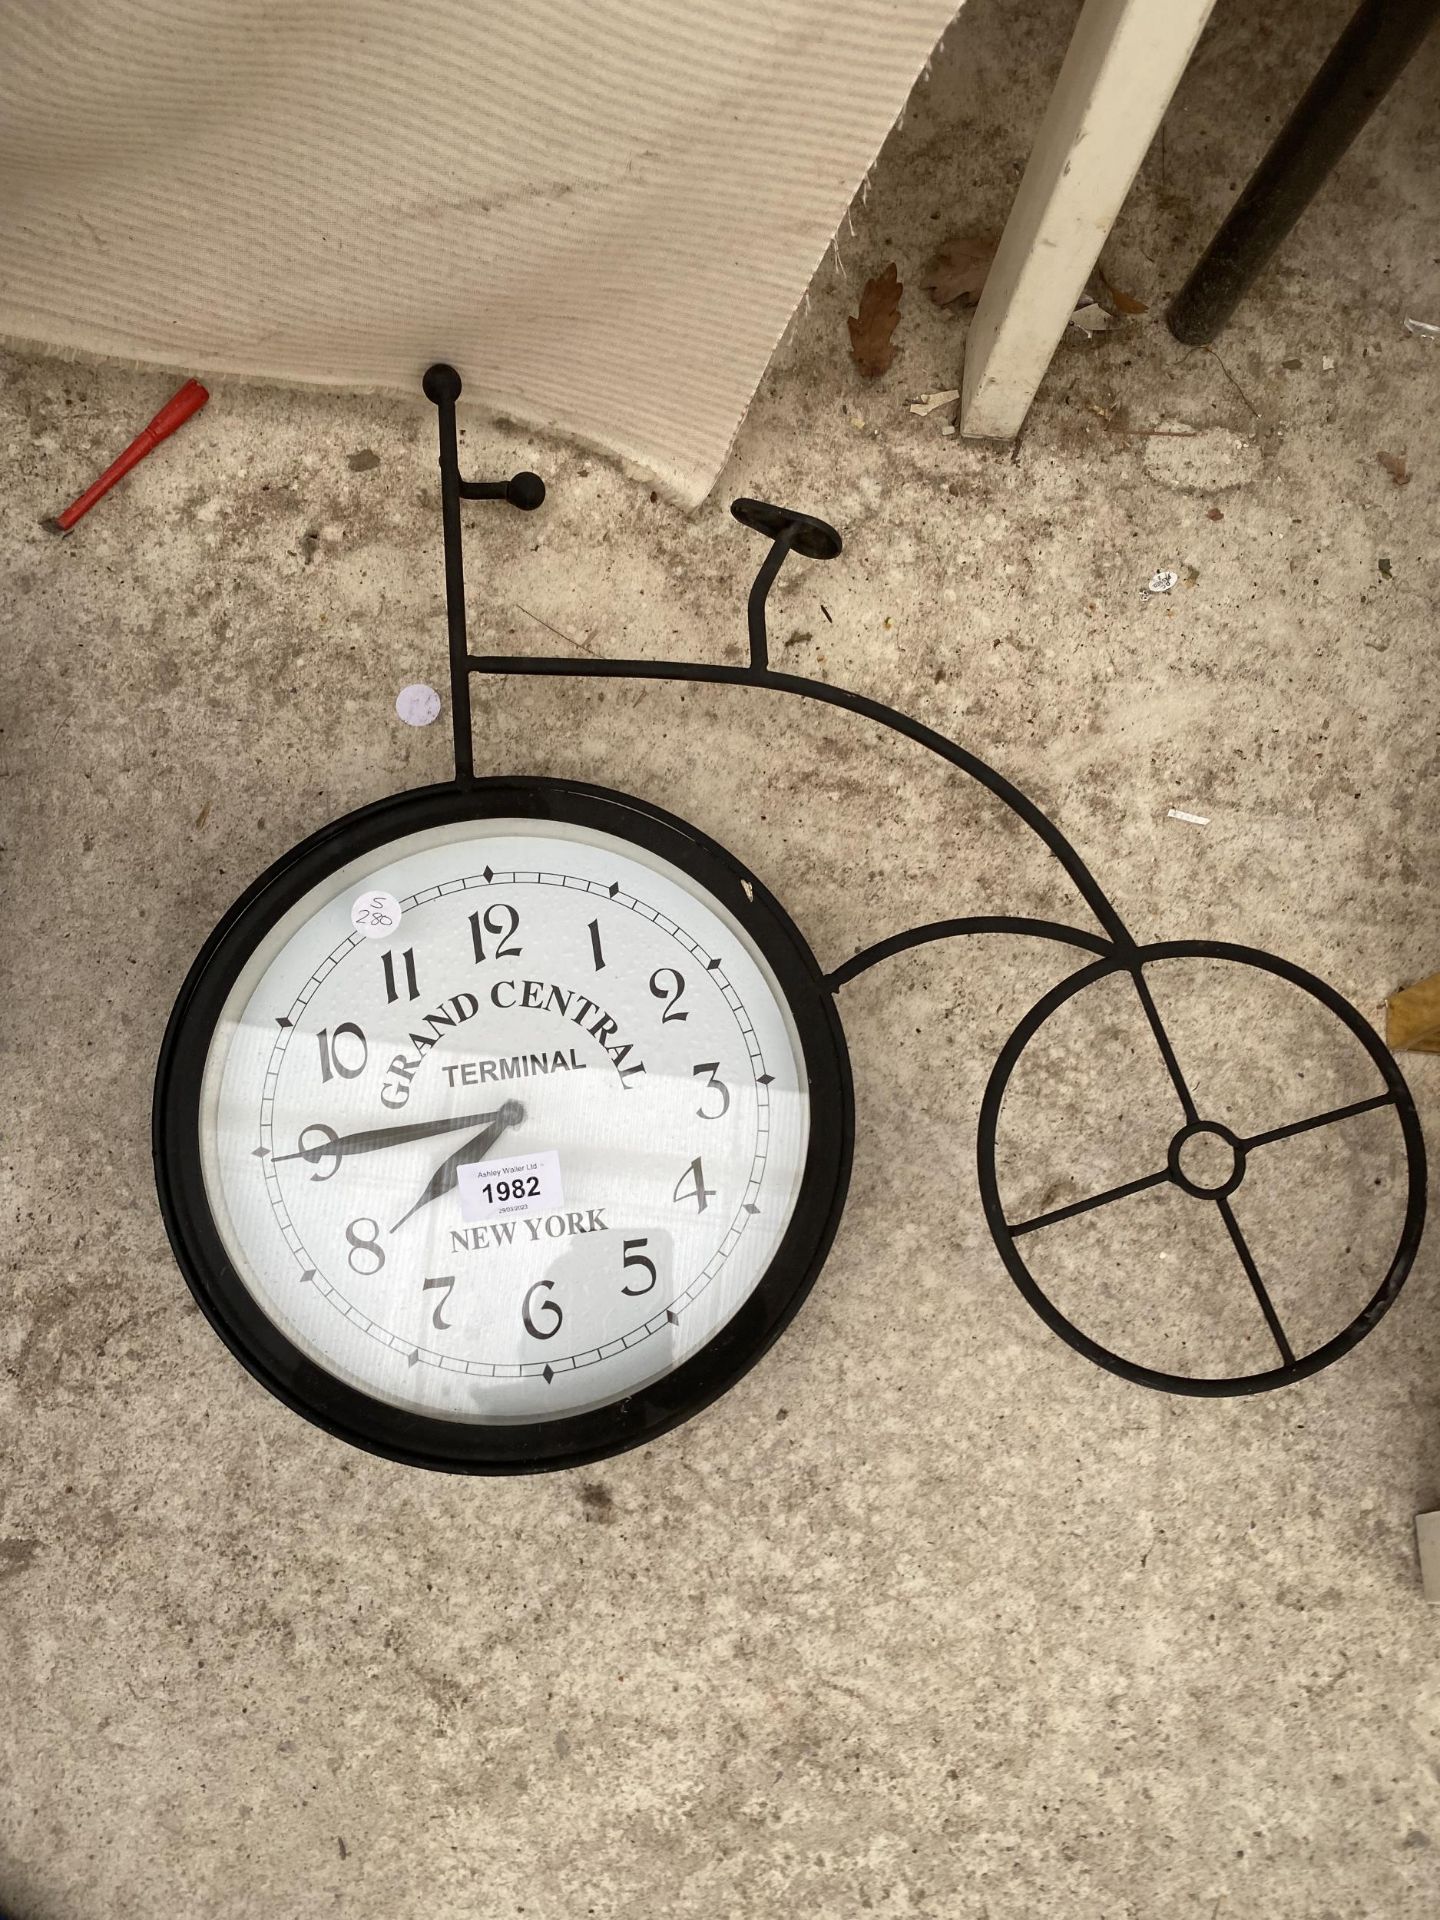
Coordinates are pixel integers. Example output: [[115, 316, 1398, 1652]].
[[673, 1156, 714, 1214], [381, 946, 419, 1004], [470, 903, 521, 963]]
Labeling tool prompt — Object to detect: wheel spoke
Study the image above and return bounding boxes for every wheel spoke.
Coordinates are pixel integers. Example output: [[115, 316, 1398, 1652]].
[[1242, 1092, 1395, 1153], [1009, 1167, 1172, 1237], [1130, 967, 1200, 1124], [1215, 1195, 1295, 1366]]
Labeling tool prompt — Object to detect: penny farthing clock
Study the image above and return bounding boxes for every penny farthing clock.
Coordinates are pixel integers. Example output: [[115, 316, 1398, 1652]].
[[154, 364, 1427, 1474]]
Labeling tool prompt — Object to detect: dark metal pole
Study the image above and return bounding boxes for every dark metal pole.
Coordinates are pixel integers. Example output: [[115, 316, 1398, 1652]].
[[423, 364, 476, 786], [1167, 0, 1440, 346], [745, 524, 797, 673], [422, 362, 545, 787]]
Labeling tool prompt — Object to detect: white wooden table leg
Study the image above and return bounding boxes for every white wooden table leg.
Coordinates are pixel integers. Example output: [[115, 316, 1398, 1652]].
[[959, 0, 1217, 441]]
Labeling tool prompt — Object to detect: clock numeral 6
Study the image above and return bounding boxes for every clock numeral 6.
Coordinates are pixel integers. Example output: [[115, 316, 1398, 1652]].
[[345, 1217, 386, 1275], [650, 967, 689, 1023], [381, 946, 420, 1004], [317, 1022, 367, 1084], [470, 903, 522, 963], [522, 1278, 563, 1340], [672, 1156, 715, 1214], [692, 1062, 730, 1119], [621, 1237, 658, 1296]]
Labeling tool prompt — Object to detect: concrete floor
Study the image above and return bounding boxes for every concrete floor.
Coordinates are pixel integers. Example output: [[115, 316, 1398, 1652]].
[[3, 1, 1440, 1915]]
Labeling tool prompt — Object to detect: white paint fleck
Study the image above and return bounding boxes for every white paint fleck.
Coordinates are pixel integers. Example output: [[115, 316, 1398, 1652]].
[[1166, 808, 1209, 826], [1403, 317, 1440, 340], [908, 390, 960, 416], [1145, 569, 1179, 596], [396, 682, 442, 727]]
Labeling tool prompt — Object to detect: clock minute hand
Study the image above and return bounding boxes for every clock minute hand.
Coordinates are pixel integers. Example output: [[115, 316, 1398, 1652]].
[[273, 1107, 519, 1168], [390, 1099, 525, 1233]]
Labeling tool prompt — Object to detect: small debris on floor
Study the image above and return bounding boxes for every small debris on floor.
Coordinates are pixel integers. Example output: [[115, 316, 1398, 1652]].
[[1144, 568, 1178, 597], [1403, 317, 1440, 339], [1388, 972, 1440, 1054], [1379, 557, 1394, 579], [395, 682, 441, 726], [299, 524, 344, 566], [1167, 808, 1210, 826], [848, 264, 902, 378], [48, 376, 209, 533], [1282, 356, 1302, 370], [908, 389, 959, 416], [1096, 267, 1147, 315], [1322, 354, 1336, 371], [1206, 507, 1224, 521], [1377, 451, 1411, 487], [1069, 299, 1112, 335], [347, 448, 381, 471], [1143, 424, 1261, 492], [921, 231, 997, 308]]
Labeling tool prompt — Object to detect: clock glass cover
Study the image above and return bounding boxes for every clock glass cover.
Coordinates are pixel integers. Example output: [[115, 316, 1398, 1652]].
[[157, 786, 850, 1470]]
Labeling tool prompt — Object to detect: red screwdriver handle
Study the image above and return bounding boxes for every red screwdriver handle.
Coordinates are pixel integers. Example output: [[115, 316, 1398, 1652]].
[[53, 378, 210, 532]]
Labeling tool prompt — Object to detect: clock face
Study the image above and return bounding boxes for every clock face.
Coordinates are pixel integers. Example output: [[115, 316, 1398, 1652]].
[[156, 783, 851, 1471]]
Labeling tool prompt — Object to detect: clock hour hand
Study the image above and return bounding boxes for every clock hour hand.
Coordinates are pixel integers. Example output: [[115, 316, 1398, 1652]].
[[390, 1099, 524, 1232], [273, 1106, 520, 1168]]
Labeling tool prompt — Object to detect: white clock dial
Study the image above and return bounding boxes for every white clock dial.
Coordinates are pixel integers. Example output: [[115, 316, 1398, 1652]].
[[198, 817, 811, 1424]]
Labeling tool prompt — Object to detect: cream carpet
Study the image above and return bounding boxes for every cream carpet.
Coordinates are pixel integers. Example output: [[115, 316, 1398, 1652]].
[[0, 0, 960, 503]]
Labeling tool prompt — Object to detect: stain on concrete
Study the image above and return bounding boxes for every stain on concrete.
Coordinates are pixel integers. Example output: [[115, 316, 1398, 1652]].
[[0, 1538, 40, 1578], [579, 1481, 616, 1523]]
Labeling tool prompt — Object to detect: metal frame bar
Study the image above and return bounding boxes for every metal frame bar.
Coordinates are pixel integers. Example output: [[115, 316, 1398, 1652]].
[[1168, 0, 1440, 346], [424, 366, 1426, 1397]]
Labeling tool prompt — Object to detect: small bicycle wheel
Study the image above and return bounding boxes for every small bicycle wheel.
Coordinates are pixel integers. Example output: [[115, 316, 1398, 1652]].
[[976, 941, 1426, 1395]]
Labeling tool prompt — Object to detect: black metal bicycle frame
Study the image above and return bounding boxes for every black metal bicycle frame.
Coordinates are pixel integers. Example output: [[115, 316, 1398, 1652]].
[[424, 365, 1426, 1396]]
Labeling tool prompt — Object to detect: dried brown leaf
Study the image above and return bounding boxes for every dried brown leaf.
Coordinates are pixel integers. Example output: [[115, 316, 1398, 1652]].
[[848, 263, 903, 379], [1377, 450, 1411, 487], [1097, 266, 1148, 315], [921, 232, 997, 308]]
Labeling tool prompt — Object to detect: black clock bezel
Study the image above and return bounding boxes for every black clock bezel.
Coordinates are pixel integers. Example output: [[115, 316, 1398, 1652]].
[[153, 777, 853, 1474]]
